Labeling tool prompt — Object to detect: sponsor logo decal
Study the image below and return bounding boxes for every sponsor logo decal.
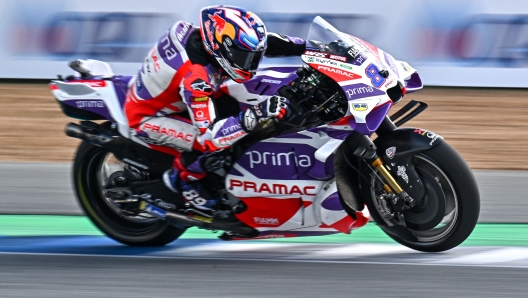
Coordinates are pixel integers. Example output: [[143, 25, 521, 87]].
[[209, 11, 226, 31], [75, 80, 106, 87], [140, 202, 167, 218], [352, 103, 368, 111], [221, 123, 242, 136], [217, 131, 246, 145], [229, 179, 317, 196], [328, 54, 347, 62], [142, 123, 193, 142], [193, 96, 208, 102], [190, 103, 207, 109], [154, 199, 176, 210], [244, 12, 257, 27], [347, 45, 363, 58], [217, 57, 241, 80], [339, 63, 354, 71], [352, 55, 367, 66], [314, 57, 338, 66], [317, 65, 361, 80], [252, 105, 263, 117], [414, 129, 441, 145], [135, 77, 143, 90], [254, 217, 280, 225], [204, 20, 219, 51], [159, 34, 177, 61], [397, 166, 409, 184], [176, 22, 191, 42], [245, 151, 311, 169], [194, 110, 205, 119], [304, 50, 327, 58], [224, 36, 233, 46], [244, 110, 257, 130], [386, 147, 396, 159], [256, 234, 287, 239], [75, 100, 105, 109], [344, 83, 385, 100], [261, 78, 282, 84], [190, 79, 212, 92], [149, 48, 160, 72]]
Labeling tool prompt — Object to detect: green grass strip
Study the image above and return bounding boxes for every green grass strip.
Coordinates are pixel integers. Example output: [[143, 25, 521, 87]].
[[0, 215, 104, 236], [1, 215, 528, 247]]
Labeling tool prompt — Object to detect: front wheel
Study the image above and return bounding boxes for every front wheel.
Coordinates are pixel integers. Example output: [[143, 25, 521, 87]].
[[363, 141, 480, 252], [73, 141, 186, 246]]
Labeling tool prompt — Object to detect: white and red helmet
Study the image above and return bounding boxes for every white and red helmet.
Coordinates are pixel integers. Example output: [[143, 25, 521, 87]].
[[199, 5, 267, 83]]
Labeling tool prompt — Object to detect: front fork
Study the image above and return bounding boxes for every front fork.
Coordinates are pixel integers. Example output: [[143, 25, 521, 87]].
[[345, 119, 417, 221], [369, 157, 416, 221], [371, 157, 404, 195]]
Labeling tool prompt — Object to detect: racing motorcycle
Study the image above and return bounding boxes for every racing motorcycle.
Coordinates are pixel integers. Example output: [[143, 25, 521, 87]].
[[50, 17, 479, 252]]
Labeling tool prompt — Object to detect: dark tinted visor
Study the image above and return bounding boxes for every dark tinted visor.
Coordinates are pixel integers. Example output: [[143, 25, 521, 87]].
[[220, 43, 263, 72]]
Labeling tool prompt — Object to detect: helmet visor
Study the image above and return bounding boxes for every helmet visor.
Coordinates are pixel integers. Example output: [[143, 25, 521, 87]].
[[220, 44, 263, 72]]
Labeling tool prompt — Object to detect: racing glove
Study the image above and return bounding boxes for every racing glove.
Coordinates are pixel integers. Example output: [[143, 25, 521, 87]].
[[240, 96, 289, 131]]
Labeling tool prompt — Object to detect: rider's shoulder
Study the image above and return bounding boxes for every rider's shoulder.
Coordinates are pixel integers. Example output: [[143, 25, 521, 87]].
[[167, 21, 198, 47], [177, 59, 213, 96]]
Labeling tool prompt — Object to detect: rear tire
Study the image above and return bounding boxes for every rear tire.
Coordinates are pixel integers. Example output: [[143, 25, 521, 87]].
[[73, 141, 186, 246], [363, 141, 480, 252]]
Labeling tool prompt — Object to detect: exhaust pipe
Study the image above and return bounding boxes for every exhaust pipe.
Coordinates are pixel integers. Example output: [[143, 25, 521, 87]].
[[65, 122, 114, 145], [167, 211, 257, 236], [141, 202, 257, 237], [65, 122, 84, 139]]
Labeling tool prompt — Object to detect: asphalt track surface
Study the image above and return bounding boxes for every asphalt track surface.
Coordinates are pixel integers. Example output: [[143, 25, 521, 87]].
[[2, 234, 528, 297], [2, 251, 528, 298], [1, 162, 528, 297]]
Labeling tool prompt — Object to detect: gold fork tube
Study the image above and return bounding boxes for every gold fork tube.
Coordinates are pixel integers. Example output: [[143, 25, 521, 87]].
[[371, 158, 404, 194]]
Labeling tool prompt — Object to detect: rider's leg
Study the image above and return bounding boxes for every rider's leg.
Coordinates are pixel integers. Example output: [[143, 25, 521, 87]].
[[163, 152, 219, 211], [128, 114, 219, 211]]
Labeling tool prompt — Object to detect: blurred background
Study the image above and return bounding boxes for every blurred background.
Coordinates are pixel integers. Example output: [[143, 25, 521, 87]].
[[0, 1, 528, 296]]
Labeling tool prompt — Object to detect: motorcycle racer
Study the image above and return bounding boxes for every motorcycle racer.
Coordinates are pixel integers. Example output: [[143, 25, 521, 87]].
[[124, 5, 306, 212]]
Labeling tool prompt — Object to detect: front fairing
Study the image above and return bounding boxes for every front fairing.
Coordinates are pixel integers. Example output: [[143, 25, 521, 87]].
[[301, 17, 423, 135]]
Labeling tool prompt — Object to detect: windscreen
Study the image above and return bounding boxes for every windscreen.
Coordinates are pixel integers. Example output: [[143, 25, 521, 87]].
[[305, 17, 356, 56]]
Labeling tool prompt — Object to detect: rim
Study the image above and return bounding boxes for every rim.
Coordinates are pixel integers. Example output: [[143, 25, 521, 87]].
[[95, 152, 158, 224], [370, 154, 458, 242]]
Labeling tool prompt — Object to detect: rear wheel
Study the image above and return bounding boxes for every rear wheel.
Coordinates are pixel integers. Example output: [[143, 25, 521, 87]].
[[73, 141, 186, 246], [363, 141, 480, 252]]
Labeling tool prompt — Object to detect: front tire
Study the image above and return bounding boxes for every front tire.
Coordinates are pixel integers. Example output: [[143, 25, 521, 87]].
[[73, 141, 186, 246], [364, 141, 480, 252]]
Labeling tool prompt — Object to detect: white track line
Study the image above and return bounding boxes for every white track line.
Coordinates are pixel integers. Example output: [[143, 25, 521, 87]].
[[163, 242, 304, 257], [433, 247, 528, 265], [287, 244, 416, 259]]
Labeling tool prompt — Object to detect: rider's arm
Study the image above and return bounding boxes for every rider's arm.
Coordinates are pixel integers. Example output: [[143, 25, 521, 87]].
[[181, 64, 248, 152], [264, 32, 306, 57]]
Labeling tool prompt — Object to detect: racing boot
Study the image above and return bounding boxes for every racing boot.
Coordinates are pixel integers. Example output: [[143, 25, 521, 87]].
[[162, 154, 219, 212]]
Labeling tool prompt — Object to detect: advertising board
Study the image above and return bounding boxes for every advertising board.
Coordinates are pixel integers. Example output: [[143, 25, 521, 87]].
[[2, 0, 528, 87]]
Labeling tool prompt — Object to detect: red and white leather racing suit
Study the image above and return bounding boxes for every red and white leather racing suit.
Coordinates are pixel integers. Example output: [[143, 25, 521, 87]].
[[124, 21, 305, 176]]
